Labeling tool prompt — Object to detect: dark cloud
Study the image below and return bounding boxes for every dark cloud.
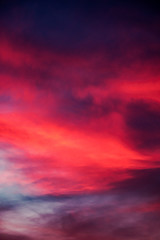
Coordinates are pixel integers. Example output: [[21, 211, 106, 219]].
[[21, 193, 73, 202], [126, 101, 160, 132], [0, 233, 32, 240], [41, 190, 158, 240], [56, 93, 121, 124], [61, 212, 104, 238], [111, 167, 160, 198], [125, 100, 160, 151], [0, 204, 14, 212]]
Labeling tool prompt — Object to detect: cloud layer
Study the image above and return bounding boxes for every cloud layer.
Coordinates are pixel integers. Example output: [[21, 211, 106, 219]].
[[0, 0, 160, 239]]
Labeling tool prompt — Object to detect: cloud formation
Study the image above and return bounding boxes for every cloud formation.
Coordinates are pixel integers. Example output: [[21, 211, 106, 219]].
[[0, 0, 160, 239]]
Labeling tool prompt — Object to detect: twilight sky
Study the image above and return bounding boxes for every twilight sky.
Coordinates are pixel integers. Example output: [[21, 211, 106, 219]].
[[0, 0, 160, 239]]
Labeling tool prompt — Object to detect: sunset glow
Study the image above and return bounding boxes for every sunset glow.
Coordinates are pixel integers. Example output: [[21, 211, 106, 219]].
[[0, 1, 160, 239]]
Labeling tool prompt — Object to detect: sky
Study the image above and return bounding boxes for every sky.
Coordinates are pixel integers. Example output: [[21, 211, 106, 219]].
[[0, 0, 160, 239]]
